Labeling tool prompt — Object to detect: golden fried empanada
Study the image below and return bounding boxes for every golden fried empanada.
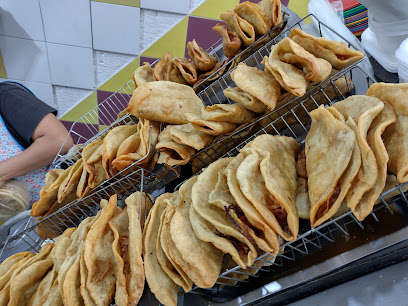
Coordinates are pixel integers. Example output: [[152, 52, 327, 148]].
[[220, 10, 256, 47], [231, 63, 281, 109], [212, 23, 242, 58], [289, 28, 364, 70], [187, 39, 217, 72]]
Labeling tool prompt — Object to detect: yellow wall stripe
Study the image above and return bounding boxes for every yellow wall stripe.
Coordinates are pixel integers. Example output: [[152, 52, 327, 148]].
[[98, 57, 139, 93], [142, 16, 189, 59], [0, 51, 7, 79], [191, 0, 239, 20], [91, 0, 140, 7], [60, 92, 99, 123]]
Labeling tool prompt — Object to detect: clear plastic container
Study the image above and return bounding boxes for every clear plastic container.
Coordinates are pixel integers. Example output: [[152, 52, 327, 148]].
[[395, 37, 408, 83]]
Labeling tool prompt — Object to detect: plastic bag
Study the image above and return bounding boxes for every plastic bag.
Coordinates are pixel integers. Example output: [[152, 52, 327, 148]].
[[0, 180, 31, 223], [358, 0, 408, 36]]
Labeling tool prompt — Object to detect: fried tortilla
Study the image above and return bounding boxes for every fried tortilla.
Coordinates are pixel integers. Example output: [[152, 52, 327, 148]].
[[354, 103, 397, 221], [211, 157, 280, 254], [238, 135, 299, 241], [102, 125, 139, 179], [159, 201, 193, 292], [27, 267, 57, 306], [220, 10, 256, 47], [226, 155, 281, 253], [111, 120, 160, 173], [259, 0, 282, 26], [156, 126, 196, 166], [366, 83, 408, 184], [186, 113, 236, 136], [223, 86, 266, 113], [329, 95, 384, 214], [153, 52, 173, 81], [192, 158, 257, 268], [187, 39, 217, 72], [212, 23, 242, 58], [231, 63, 281, 109], [202, 103, 255, 124], [143, 193, 179, 306], [267, 38, 331, 96], [306, 106, 359, 227], [172, 57, 198, 85], [127, 81, 204, 124], [169, 177, 223, 288], [8, 258, 54, 306], [31, 166, 72, 217], [233, 1, 271, 35], [133, 62, 154, 87], [84, 195, 118, 306], [57, 158, 83, 203], [109, 207, 143, 305], [169, 123, 213, 151], [289, 28, 364, 70], [125, 191, 154, 231]]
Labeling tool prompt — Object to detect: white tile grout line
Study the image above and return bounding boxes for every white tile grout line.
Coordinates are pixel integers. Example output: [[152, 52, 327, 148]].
[[37, 0, 56, 109]]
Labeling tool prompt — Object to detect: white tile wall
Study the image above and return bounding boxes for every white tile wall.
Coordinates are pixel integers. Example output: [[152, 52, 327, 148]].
[[0, 36, 51, 83], [54, 85, 93, 118], [141, 0, 190, 14], [91, 2, 140, 55], [0, 0, 45, 41], [39, 0, 92, 48], [0, 79, 55, 108], [47, 43, 95, 90]]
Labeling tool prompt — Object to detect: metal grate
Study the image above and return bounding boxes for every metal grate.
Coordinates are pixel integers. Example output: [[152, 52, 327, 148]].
[[192, 10, 290, 93], [190, 64, 370, 173], [196, 13, 364, 108], [53, 11, 291, 169], [53, 80, 137, 167], [0, 168, 155, 262]]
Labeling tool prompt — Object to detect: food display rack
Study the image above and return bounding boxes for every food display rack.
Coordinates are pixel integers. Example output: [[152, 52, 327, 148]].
[[2, 7, 408, 306], [0, 168, 155, 262], [0, 6, 292, 262]]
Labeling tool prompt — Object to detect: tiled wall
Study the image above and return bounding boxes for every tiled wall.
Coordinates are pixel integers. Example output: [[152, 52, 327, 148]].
[[0, 0, 308, 144]]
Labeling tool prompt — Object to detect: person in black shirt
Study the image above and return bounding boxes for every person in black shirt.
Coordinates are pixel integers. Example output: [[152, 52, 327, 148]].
[[0, 82, 74, 187]]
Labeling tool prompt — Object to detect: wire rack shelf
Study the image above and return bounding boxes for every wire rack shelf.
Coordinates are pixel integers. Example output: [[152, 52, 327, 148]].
[[53, 11, 291, 169], [0, 167, 155, 262], [52, 80, 137, 168], [192, 10, 290, 93]]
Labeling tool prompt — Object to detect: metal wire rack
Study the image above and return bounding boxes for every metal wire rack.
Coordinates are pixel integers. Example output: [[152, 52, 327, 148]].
[[195, 13, 364, 109], [191, 181, 408, 294], [52, 80, 137, 168], [192, 10, 290, 92], [190, 64, 370, 173], [52, 11, 290, 169], [0, 167, 155, 262]]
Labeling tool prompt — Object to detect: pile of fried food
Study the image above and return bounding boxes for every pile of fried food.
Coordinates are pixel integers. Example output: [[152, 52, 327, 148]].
[[143, 83, 408, 305], [127, 28, 363, 167], [143, 134, 299, 306], [214, 0, 282, 58], [4, 82, 408, 305], [0, 192, 151, 306], [297, 83, 408, 226], [132, 0, 283, 90], [31, 119, 159, 224]]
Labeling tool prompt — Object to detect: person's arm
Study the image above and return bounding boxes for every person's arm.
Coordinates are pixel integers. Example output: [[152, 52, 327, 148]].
[[0, 113, 74, 186]]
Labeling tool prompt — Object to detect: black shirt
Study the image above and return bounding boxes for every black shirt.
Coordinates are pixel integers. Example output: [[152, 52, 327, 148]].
[[0, 83, 57, 149]]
